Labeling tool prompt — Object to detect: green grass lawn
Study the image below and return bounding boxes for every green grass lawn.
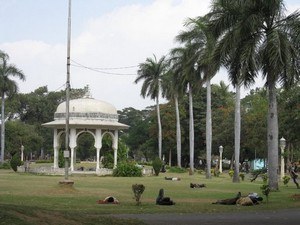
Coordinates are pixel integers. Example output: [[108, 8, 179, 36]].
[[0, 169, 299, 224]]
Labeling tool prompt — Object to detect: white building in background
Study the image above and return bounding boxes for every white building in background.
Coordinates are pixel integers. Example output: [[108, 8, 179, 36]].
[[42, 95, 128, 172]]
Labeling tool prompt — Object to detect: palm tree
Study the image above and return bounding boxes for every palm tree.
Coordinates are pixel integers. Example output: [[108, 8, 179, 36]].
[[161, 68, 183, 168], [208, 0, 300, 189], [169, 45, 199, 173], [176, 16, 219, 178], [0, 51, 25, 163], [135, 55, 168, 160]]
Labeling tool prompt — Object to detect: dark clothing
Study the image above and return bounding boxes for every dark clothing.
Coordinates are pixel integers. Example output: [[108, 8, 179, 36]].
[[212, 192, 241, 205], [156, 189, 175, 205], [289, 165, 299, 188]]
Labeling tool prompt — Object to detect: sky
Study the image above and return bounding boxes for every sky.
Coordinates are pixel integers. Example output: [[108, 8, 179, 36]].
[[1, 0, 300, 110]]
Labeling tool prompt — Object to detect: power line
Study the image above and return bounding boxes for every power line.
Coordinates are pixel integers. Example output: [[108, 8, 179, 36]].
[[71, 59, 138, 76], [71, 59, 138, 70], [54, 83, 66, 92]]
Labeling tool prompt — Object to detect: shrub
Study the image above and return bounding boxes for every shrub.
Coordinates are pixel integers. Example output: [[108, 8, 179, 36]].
[[283, 175, 290, 186], [113, 162, 142, 177], [228, 169, 234, 178], [239, 173, 245, 181], [132, 184, 145, 205], [102, 154, 114, 169], [168, 167, 186, 173], [35, 159, 53, 164], [261, 173, 268, 183], [211, 169, 220, 177], [0, 162, 11, 169], [152, 157, 163, 176], [260, 184, 270, 203], [10, 153, 21, 172], [197, 169, 204, 174]]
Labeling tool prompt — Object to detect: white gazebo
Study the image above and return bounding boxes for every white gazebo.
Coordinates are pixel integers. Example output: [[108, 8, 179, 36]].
[[42, 96, 128, 172]]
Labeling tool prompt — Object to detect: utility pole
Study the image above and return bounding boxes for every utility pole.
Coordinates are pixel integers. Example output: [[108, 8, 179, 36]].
[[60, 0, 73, 186]]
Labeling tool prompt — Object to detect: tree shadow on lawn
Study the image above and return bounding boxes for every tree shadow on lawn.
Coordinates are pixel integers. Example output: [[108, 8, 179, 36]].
[[0, 204, 145, 225]]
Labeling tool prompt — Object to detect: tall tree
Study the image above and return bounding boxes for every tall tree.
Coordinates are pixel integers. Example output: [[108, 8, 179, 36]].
[[161, 69, 183, 167], [135, 55, 168, 159], [209, 0, 300, 189], [0, 51, 25, 163], [177, 16, 219, 178], [169, 45, 199, 173]]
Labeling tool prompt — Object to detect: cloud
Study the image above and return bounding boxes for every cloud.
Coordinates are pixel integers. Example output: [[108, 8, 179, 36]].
[[0, 0, 272, 110], [70, 0, 212, 109], [1, 0, 213, 110]]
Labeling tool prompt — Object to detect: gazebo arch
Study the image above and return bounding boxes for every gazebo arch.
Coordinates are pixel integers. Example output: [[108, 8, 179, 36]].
[[42, 96, 128, 173]]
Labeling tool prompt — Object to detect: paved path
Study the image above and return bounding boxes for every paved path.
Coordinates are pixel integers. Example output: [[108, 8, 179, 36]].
[[114, 209, 300, 225]]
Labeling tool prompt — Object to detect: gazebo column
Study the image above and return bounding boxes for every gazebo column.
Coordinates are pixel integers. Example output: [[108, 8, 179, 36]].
[[69, 128, 77, 172], [53, 146, 59, 169], [53, 129, 59, 169], [70, 148, 75, 171], [113, 130, 118, 169], [96, 148, 101, 170], [95, 129, 102, 171]]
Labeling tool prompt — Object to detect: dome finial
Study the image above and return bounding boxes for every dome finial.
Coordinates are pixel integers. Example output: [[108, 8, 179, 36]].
[[83, 85, 92, 98]]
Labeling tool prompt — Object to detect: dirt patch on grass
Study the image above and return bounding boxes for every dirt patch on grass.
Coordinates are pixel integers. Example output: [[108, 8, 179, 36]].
[[291, 194, 300, 200]]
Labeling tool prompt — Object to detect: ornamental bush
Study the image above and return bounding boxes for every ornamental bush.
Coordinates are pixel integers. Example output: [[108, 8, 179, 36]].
[[132, 184, 145, 205], [0, 162, 11, 169], [152, 157, 163, 176], [10, 153, 21, 172], [168, 166, 186, 173], [283, 175, 290, 186], [113, 162, 142, 177], [239, 173, 245, 181]]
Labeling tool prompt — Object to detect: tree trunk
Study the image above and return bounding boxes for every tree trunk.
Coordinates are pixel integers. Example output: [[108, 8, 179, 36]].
[[156, 97, 162, 160], [174, 94, 182, 168], [206, 78, 212, 179], [188, 84, 194, 174], [233, 84, 241, 183], [169, 149, 172, 167], [1, 92, 5, 163], [267, 81, 279, 190]]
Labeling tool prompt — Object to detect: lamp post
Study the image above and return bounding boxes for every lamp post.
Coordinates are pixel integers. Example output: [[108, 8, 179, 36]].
[[194, 62, 198, 71], [280, 137, 286, 180], [219, 145, 223, 173], [21, 145, 24, 162]]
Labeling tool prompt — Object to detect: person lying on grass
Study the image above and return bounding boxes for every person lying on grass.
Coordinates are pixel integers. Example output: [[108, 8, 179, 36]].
[[165, 177, 181, 181], [212, 192, 263, 205], [190, 183, 206, 188], [97, 196, 119, 204]]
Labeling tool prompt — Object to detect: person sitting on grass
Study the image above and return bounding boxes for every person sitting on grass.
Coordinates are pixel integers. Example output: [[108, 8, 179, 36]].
[[156, 189, 175, 205]]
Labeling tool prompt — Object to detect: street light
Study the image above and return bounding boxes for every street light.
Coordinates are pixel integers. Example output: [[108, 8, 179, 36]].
[[280, 137, 286, 180], [194, 62, 198, 71], [21, 145, 24, 162], [219, 145, 223, 173]]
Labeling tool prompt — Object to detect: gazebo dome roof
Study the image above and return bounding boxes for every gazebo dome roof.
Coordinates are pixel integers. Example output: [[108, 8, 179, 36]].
[[42, 96, 128, 129], [56, 97, 117, 115]]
